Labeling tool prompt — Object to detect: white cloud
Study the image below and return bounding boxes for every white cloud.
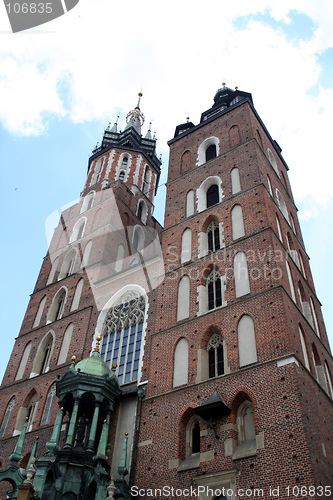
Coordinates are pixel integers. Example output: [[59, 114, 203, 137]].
[[0, 0, 333, 211]]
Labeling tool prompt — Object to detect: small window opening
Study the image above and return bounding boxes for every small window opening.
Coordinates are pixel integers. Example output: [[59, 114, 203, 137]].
[[206, 144, 217, 162], [207, 185, 219, 208]]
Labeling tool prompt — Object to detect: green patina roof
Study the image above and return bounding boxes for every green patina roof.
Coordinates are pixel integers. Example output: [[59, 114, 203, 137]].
[[75, 351, 111, 377]]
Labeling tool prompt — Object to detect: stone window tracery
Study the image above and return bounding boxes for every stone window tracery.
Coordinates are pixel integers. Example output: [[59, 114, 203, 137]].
[[207, 270, 222, 310], [207, 334, 224, 378], [101, 292, 145, 385]]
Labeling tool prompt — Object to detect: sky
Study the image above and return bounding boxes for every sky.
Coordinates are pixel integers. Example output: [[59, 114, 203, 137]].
[[0, 0, 333, 382]]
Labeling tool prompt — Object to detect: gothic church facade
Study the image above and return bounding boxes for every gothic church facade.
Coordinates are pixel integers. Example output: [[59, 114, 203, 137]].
[[0, 86, 332, 499]]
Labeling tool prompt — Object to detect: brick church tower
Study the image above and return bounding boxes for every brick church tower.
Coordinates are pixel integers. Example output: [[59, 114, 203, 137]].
[[0, 87, 332, 499]]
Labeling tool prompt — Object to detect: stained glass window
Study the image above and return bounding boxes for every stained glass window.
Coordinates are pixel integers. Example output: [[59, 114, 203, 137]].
[[101, 292, 145, 385]]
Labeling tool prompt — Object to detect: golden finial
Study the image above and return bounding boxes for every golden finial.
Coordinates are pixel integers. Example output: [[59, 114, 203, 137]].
[[61, 407, 64, 412], [235, 86, 238, 90], [26, 417, 29, 421], [222, 82, 226, 86], [186, 116, 190, 122], [138, 92, 143, 97], [71, 355, 76, 362], [95, 334, 101, 352], [104, 419, 107, 423], [125, 432, 128, 436], [35, 436, 39, 440], [112, 363, 117, 369]]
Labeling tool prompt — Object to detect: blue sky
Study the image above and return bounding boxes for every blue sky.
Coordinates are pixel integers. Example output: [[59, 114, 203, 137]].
[[0, 0, 333, 381]]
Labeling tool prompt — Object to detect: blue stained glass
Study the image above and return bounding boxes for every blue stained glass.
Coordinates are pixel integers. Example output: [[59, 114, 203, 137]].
[[118, 365, 124, 376], [120, 355, 126, 365], [128, 343, 134, 353], [132, 370, 138, 379], [121, 345, 127, 355], [134, 360, 139, 370], [106, 353, 111, 362], [125, 373, 131, 383], [123, 327, 129, 340], [127, 352, 133, 363]]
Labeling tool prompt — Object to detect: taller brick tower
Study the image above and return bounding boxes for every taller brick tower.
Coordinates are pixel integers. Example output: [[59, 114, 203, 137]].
[[0, 86, 332, 500], [134, 85, 333, 497]]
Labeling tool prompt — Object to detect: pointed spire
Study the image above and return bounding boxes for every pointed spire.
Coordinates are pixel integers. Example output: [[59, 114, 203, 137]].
[[9, 418, 28, 465], [26, 436, 39, 469], [110, 115, 120, 133], [125, 92, 145, 135], [117, 433, 129, 480], [145, 121, 153, 139]]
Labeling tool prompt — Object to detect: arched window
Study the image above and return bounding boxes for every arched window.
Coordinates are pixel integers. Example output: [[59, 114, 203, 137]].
[[231, 205, 245, 240], [197, 137, 219, 166], [285, 261, 296, 302], [82, 240, 92, 268], [234, 252, 250, 297], [312, 344, 328, 391], [207, 334, 224, 378], [121, 156, 128, 169], [132, 226, 145, 254], [119, 171, 125, 181], [70, 218, 87, 242], [238, 315, 257, 367], [205, 144, 217, 162], [71, 278, 84, 311], [59, 248, 77, 280], [58, 323, 74, 365], [267, 175, 273, 196], [137, 201, 143, 221], [181, 228, 192, 263], [232, 399, 257, 459], [33, 295, 47, 328], [0, 397, 16, 438], [276, 189, 289, 221], [142, 166, 150, 194], [181, 150, 191, 172], [100, 292, 145, 385], [91, 157, 104, 185], [324, 361, 333, 398], [26, 394, 38, 432], [206, 184, 219, 208], [290, 213, 296, 234], [186, 190, 195, 217], [231, 167, 241, 194], [275, 215, 283, 242], [229, 125, 240, 147], [207, 270, 222, 310], [81, 191, 95, 212], [115, 244, 125, 272], [47, 257, 59, 285], [186, 416, 201, 456], [297, 282, 312, 326], [299, 251, 306, 277], [177, 276, 190, 321], [41, 384, 56, 426], [47, 288, 67, 323], [173, 338, 188, 387], [267, 148, 279, 175], [15, 341, 32, 381], [309, 297, 320, 336], [207, 221, 220, 253], [137, 200, 148, 224], [298, 325, 310, 370], [13, 391, 38, 435]]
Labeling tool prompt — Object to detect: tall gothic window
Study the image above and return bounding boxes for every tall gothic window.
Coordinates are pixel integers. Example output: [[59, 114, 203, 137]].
[[207, 270, 222, 310], [205, 144, 216, 162], [207, 334, 224, 378], [0, 397, 16, 437], [207, 221, 220, 252], [206, 184, 219, 208], [101, 292, 145, 385], [41, 384, 56, 426]]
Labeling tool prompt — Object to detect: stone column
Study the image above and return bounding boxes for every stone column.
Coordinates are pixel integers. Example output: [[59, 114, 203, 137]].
[[46, 405, 64, 453], [87, 402, 100, 452], [65, 397, 80, 447]]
